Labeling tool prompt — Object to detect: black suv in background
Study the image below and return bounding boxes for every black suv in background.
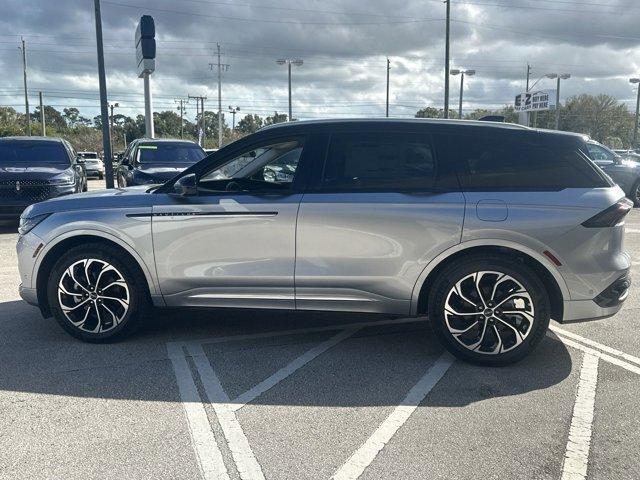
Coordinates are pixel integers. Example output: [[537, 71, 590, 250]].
[[116, 138, 206, 187], [0, 137, 87, 219]]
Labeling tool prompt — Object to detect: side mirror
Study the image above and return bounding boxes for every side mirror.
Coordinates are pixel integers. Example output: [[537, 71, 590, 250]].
[[173, 173, 197, 196], [76, 155, 85, 164]]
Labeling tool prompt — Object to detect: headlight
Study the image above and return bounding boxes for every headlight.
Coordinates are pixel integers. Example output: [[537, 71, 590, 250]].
[[18, 213, 51, 235], [49, 169, 75, 186]]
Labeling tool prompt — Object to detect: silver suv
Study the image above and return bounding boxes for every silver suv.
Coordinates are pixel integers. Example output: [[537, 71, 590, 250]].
[[16, 119, 632, 365]]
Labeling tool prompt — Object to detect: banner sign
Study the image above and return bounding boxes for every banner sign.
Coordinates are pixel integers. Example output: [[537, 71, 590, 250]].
[[514, 89, 557, 112]]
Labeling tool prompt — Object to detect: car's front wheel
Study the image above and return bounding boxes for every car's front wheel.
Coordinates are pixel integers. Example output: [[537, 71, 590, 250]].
[[428, 254, 550, 366], [47, 245, 149, 342]]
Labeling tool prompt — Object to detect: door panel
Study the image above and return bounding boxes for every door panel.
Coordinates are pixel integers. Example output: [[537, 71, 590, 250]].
[[152, 193, 301, 309], [295, 192, 465, 314]]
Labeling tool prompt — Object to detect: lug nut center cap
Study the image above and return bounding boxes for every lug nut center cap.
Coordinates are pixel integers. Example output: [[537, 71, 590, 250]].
[[484, 308, 494, 317]]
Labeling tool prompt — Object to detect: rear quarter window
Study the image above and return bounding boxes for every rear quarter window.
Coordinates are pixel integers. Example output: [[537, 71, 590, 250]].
[[435, 133, 611, 191]]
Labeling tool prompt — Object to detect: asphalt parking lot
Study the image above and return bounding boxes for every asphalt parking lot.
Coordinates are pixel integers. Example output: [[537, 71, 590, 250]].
[[1, 179, 639, 480]]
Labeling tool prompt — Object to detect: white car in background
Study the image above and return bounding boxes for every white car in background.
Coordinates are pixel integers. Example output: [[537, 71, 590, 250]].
[[77, 151, 105, 179]]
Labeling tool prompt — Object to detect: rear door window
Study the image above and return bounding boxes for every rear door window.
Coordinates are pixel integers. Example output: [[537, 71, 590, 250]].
[[437, 133, 610, 190], [320, 132, 442, 191]]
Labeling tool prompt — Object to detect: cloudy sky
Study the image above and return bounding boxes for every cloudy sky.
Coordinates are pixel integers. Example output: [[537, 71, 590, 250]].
[[1, 0, 640, 123]]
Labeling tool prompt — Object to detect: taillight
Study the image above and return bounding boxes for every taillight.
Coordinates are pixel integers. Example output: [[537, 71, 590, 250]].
[[582, 198, 633, 228]]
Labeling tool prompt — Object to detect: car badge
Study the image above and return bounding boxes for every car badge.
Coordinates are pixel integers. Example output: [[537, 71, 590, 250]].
[[15, 181, 21, 192]]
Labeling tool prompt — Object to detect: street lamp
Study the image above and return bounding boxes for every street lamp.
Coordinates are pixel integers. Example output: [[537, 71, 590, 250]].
[[630, 78, 640, 147], [228, 105, 240, 132], [450, 69, 475, 119], [545, 73, 571, 130], [276, 58, 303, 121]]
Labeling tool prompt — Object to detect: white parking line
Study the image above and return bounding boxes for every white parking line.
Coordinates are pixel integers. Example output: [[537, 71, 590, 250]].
[[625, 228, 640, 234], [552, 334, 640, 376], [561, 353, 599, 480], [168, 343, 230, 480], [231, 327, 360, 411], [550, 325, 640, 367], [331, 352, 455, 480], [189, 343, 266, 480]]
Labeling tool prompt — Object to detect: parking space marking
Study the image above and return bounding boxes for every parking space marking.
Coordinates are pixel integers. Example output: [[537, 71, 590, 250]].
[[561, 353, 599, 480], [553, 334, 640, 376], [231, 327, 360, 411], [189, 343, 266, 480], [331, 352, 455, 480], [168, 343, 230, 480], [624, 228, 640, 234], [551, 325, 640, 367], [549, 325, 640, 366]]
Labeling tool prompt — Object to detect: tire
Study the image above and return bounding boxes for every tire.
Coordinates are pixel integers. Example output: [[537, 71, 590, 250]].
[[427, 253, 550, 366], [47, 244, 150, 342], [630, 179, 640, 207]]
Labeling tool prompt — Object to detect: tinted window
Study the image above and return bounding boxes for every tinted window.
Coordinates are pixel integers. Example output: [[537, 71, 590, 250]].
[[439, 133, 610, 190], [137, 143, 206, 164], [79, 152, 99, 159], [322, 132, 437, 190], [0, 141, 70, 165]]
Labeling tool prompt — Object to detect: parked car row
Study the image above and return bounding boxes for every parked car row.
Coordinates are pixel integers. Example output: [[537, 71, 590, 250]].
[[0, 137, 87, 220]]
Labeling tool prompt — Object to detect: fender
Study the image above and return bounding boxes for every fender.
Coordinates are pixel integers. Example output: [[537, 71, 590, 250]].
[[33, 228, 161, 298], [409, 238, 571, 316]]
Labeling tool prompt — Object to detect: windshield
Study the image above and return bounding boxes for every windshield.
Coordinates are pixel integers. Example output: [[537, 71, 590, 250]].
[[0, 142, 70, 165], [137, 144, 206, 164]]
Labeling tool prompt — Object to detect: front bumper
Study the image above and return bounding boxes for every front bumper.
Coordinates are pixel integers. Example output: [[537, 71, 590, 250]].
[[19, 284, 38, 306], [562, 272, 631, 322]]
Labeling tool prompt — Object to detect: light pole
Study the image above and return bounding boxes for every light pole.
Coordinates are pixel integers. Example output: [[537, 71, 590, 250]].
[[450, 69, 475, 119], [630, 78, 640, 147], [228, 106, 240, 132], [545, 73, 571, 130], [276, 58, 303, 121], [108, 101, 119, 154]]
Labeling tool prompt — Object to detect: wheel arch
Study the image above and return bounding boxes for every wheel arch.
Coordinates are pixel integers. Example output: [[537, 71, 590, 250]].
[[35, 231, 158, 318], [412, 242, 566, 322]]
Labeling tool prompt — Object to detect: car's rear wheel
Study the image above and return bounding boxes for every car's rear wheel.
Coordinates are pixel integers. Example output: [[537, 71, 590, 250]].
[[47, 245, 149, 342], [428, 254, 550, 366]]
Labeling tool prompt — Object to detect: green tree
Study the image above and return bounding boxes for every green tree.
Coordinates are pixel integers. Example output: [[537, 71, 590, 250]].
[[32, 105, 67, 132], [0, 106, 25, 136], [264, 111, 288, 125], [236, 114, 263, 135]]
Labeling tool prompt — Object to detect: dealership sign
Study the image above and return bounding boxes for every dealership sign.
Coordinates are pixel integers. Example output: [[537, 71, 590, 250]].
[[135, 15, 156, 78], [514, 90, 557, 112]]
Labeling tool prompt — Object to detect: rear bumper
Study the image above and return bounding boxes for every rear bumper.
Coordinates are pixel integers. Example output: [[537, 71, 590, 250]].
[[562, 272, 630, 322]]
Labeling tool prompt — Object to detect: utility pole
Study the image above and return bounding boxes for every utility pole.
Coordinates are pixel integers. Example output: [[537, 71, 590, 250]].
[[228, 106, 240, 132], [386, 57, 390, 118], [444, 0, 451, 119], [39, 91, 45, 136], [109, 102, 119, 154], [93, 0, 114, 188], [209, 44, 230, 148], [175, 98, 188, 139], [189, 94, 207, 146], [20, 37, 30, 136], [631, 78, 640, 147]]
